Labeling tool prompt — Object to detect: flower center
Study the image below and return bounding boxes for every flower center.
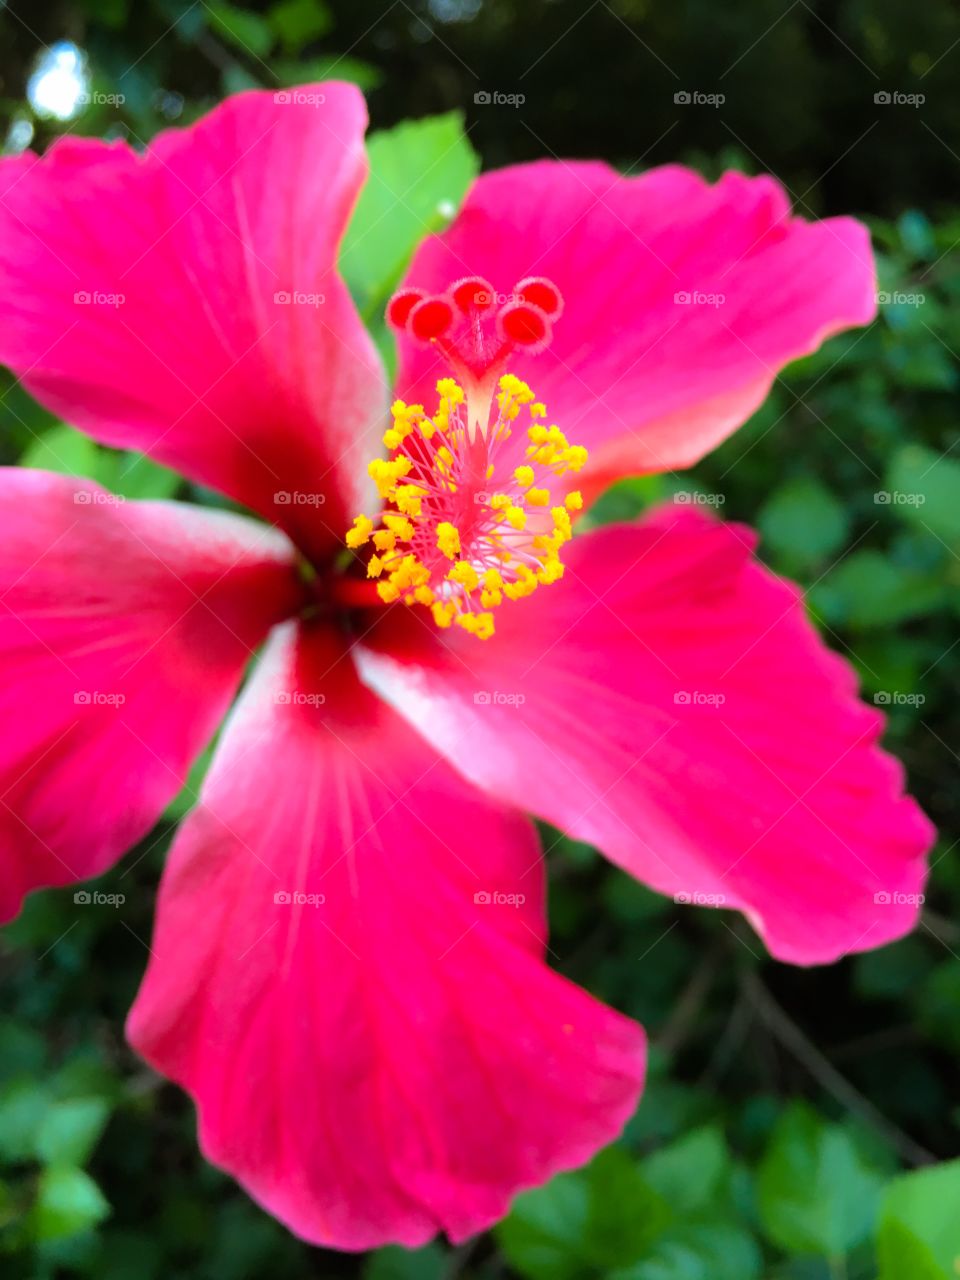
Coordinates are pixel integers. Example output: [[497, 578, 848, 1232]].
[[344, 276, 586, 640]]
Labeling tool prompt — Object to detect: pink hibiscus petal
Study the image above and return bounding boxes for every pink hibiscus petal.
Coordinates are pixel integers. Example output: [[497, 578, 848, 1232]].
[[356, 507, 933, 966], [0, 469, 304, 922], [393, 163, 875, 502], [127, 621, 644, 1249], [0, 83, 386, 562]]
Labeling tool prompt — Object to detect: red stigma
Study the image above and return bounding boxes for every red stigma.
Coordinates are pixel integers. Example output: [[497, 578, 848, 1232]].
[[386, 275, 563, 387], [515, 277, 564, 320], [497, 301, 551, 351], [408, 295, 455, 341], [385, 288, 424, 328], [451, 276, 495, 312]]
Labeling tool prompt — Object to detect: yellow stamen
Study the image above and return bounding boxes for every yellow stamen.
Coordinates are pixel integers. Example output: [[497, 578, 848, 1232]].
[[344, 375, 588, 639]]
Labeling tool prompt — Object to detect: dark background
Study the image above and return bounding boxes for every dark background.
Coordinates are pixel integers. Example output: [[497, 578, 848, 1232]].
[[0, 2, 958, 1278]]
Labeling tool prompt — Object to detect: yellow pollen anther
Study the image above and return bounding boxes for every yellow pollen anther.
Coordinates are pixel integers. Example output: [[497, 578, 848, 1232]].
[[346, 514, 373, 548], [448, 561, 480, 591], [344, 372, 588, 640], [383, 512, 414, 540], [436, 521, 461, 559]]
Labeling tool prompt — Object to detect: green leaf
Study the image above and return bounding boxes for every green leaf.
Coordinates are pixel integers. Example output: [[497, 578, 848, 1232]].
[[643, 1127, 729, 1213], [340, 113, 479, 321], [205, 2, 276, 57], [0, 1020, 47, 1084], [611, 1221, 762, 1280], [21, 425, 101, 478], [886, 444, 960, 545], [898, 210, 937, 260], [756, 1104, 883, 1256], [810, 549, 945, 628], [101, 451, 181, 500], [268, 0, 332, 52], [497, 1147, 671, 1280], [273, 54, 382, 91], [757, 476, 850, 571], [496, 1168, 588, 1280], [585, 474, 667, 527], [35, 1098, 110, 1167], [362, 1242, 447, 1280], [31, 1166, 110, 1240], [877, 1158, 960, 1279], [0, 1081, 49, 1162]]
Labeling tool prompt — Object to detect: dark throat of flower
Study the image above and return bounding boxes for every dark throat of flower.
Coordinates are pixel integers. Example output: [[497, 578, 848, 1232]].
[[345, 275, 586, 640]]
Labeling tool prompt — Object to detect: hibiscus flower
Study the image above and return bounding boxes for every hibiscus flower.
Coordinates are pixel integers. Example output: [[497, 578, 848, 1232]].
[[0, 82, 932, 1249]]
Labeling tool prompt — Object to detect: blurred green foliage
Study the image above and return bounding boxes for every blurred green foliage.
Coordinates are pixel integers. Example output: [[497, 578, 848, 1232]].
[[1, 2, 959, 1278]]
